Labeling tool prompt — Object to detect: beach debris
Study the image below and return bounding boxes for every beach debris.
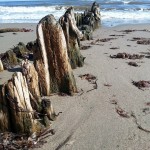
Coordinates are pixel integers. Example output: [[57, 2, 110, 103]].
[[118, 29, 149, 34], [110, 53, 144, 59], [115, 106, 130, 118], [58, 92, 68, 96], [0, 128, 55, 149], [132, 80, 150, 90], [130, 37, 143, 41], [78, 89, 84, 96], [86, 79, 98, 93], [137, 39, 150, 45], [128, 62, 139, 67], [110, 46, 119, 50], [142, 108, 150, 115], [131, 112, 150, 133], [79, 73, 97, 82], [91, 41, 104, 46], [0, 28, 33, 33], [104, 84, 112, 87], [130, 37, 150, 45], [112, 102, 150, 133], [80, 45, 91, 50], [91, 38, 116, 45], [145, 102, 150, 106], [99, 38, 117, 42], [79, 74, 98, 92], [109, 34, 125, 37], [99, 38, 116, 42], [110, 99, 118, 105]]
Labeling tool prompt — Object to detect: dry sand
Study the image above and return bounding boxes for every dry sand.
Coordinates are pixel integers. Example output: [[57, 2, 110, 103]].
[[1, 23, 150, 150]]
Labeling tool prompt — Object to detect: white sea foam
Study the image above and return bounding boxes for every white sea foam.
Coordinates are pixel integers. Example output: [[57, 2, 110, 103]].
[[0, 4, 150, 26], [0, 6, 66, 23], [101, 10, 150, 20], [101, 10, 150, 26]]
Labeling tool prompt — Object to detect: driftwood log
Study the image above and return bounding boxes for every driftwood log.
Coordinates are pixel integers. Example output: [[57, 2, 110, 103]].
[[59, 7, 85, 69], [34, 14, 77, 96], [0, 28, 32, 33]]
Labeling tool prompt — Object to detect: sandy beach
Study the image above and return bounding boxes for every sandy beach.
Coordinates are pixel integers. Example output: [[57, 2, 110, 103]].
[[1, 23, 150, 150]]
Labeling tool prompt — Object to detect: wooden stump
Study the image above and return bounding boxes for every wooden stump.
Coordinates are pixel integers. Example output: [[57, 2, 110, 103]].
[[21, 60, 41, 111], [74, 2, 101, 40], [3, 72, 43, 134], [91, 2, 101, 21], [0, 71, 59, 134], [34, 14, 77, 96], [59, 7, 85, 69]]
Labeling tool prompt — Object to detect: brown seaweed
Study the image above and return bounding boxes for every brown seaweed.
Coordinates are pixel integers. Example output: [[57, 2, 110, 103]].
[[132, 80, 150, 89], [110, 53, 144, 59]]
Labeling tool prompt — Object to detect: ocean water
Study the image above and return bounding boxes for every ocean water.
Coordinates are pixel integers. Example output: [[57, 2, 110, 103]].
[[0, 0, 150, 27]]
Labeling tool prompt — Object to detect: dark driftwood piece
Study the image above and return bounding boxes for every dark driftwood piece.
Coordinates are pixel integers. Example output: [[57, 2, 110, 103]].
[[110, 53, 144, 59], [34, 14, 77, 96], [0, 28, 33, 33], [59, 7, 85, 69], [128, 62, 139, 67], [132, 80, 150, 90]]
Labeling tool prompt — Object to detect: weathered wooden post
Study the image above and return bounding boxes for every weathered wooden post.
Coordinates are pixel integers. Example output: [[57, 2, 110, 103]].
[[2, 72, 43, 134], [34, 14, 77, 96], [59, 7, 85, 69], [74, 2, 101, 40], [0, 70, 58, 134]]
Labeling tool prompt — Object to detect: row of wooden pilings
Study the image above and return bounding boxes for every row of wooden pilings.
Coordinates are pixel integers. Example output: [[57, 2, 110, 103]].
[[0, 2, 101, 135]]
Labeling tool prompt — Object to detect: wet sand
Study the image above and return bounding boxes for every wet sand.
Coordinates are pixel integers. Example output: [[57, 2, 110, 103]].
[[1, 23, 150, 150]]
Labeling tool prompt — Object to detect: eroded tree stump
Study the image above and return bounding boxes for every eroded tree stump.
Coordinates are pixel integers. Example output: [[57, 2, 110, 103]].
[[34, 14, 77, 96], [75, 2, 101, 40], [21, 60, 41, 111], [59, 7, 85, 69], [1, 72, 43, 134], [0, 71, 57, 134]]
